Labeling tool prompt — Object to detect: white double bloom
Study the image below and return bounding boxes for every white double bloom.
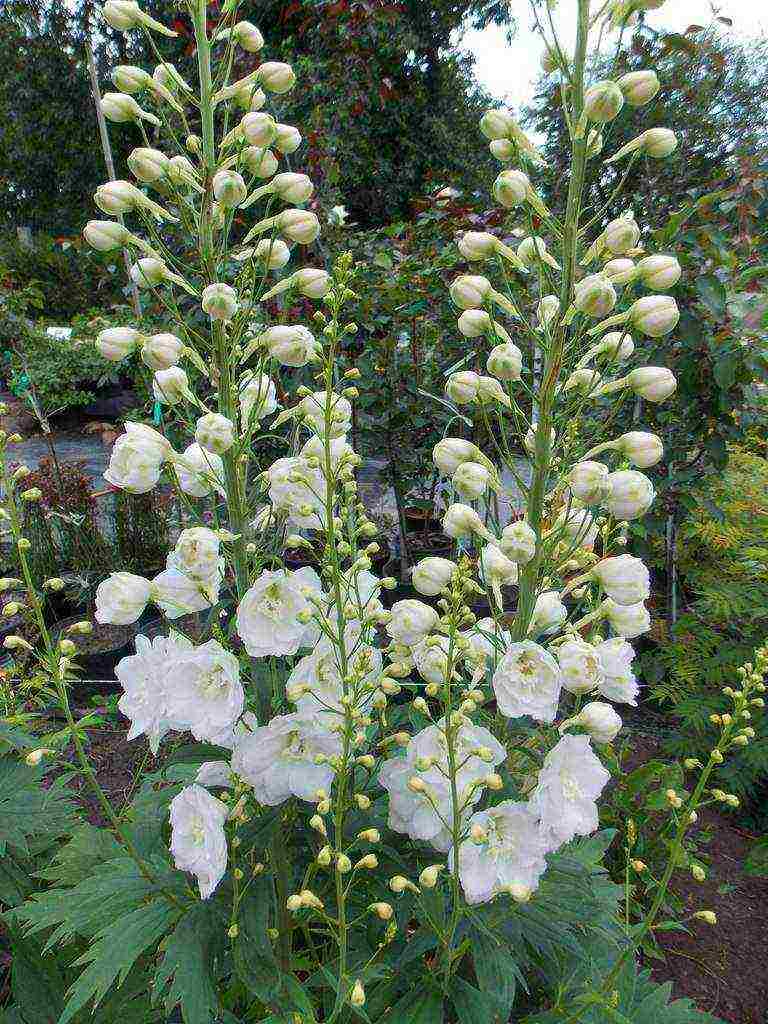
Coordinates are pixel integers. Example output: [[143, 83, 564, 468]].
[[530, 734, 610, 847], [492, 641, 562, 723], [169, 784, 228, 900], [236, 567, 322, 657]]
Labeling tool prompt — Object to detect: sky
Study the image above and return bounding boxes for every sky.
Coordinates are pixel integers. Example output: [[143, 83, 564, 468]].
[[463, 0, 768, 106]]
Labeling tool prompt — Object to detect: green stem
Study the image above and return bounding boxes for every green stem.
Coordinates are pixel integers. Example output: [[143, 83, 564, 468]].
[[513, 0, 591, 640]]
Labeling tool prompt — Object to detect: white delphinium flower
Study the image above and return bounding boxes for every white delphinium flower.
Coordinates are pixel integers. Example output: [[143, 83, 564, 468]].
[[299, 391, 352, 438], [195, 413, 236, 454], [174, 443, 225, 498], [492, 641, 562, 722], [163, 639, 243, 744], [152, 567, 221, 618], [479, 543, 518, 606], [412, 557, 456, 597], [239, 372, 278, 424], [530, 734, 610, 848], [557, 636, 603, 696], [463, 616, 511, 682], [288, 635, 381, 715], [562, 701, 622, 744], [554, 507, 598, 550], [195, 761, 234, 788], [456, 801, 548, 904], [266, 456, 325, 529], [386, 599, 439, 647], [236, 567, 322, 657], [95, 571, 151, 624], [601, 598, 651, 639], [169, 785, 228, 900], [413, 636, 452, 686], [231, 713, 340, 804], [567, 461, 610, 504], [530, 591, 568, 636], [605, 470, 654, 520], [167, 527, 222, 582], [596, 637, 639, 704], [116, 632, 193, 752], [591, 554, 650, 605], [379, 720, 505, 851], [104, 422, 170, 493], [499, 520, 537, 564]]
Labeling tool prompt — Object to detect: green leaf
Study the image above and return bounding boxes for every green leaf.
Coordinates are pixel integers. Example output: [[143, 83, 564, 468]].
[[745, 836, 768, 877], [36, 823, 121, 887], [470, 929, 521, 1020], [450, 977, 500, 1024], [58, 899, 179, 1024], [8, 924, 65, 1024], [374, 252, 394, 270], [695, 273, 727, 317], [154, 903, 221, 1024], [389, 986, 444, 1022], [233, 876, 280, 1003]]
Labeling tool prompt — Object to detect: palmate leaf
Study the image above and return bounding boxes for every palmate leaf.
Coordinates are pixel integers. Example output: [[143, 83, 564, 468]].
[[58, 898, 180, 1024], [0, 754, 78, 858], [154, 903, 222, 1024], [7, 923, 66, 1024]]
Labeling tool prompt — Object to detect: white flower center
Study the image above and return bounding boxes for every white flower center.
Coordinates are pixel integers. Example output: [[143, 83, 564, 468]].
[[190, 816, 206, 845], [198, 663, 229, 699], [559, 768, 582, 802]]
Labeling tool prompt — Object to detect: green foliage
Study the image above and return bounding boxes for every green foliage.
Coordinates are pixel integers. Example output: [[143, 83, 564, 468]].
[[639, 446, 768, 811], [0, 232, 124, 321]]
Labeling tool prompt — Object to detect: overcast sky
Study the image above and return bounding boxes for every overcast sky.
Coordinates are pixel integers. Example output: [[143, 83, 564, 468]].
[[463, 0, 768, 106]]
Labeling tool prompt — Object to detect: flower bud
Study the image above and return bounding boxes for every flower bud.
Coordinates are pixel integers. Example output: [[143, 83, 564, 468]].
[[412, 557, 456, 597], [433, 437, 491, 476], [453, 462, 492, 500], [487, 341, 523, 381], [419, 864, 444, 888], [350, 980, 366, 1007], [442, 503, 492, 542], [370, 901, 393, 920], [83, 219, 130, 252], [477, 376, 512, 407], [213, 170, 247, 208], [603, 258, 636, 286], [274, 123, 302, 154], [607, 127, 678, 164], [102, 1, 176, 36], [141, 332, 183, 371], [112, 64, 153, 94], [604, 213, 640, 255], [450, 275, 491, 310], [489, 138, 515, 161], [575, 273, 616, 317], [605, 470, 655, 521], [691, 864, 706, 881], [630, 295, 679, 337], [636, 254, 681, 291], [628, 366, 677, 403], [518, 235, 558, 269], [241, 112, 277, 147], [568, 461, 610, 504], [631, 860, 647, 872], [446, 371, 479, 405], [101, 91, 159, 126], [241, 146, 279, 178], [202, 283, 239, 320], [268, 172, 314, 204], [480, 109, 515, 140], [617, 431, 663, 468], [231, 20, 265, 52], [602, 598, 651, 639], [499, 520, 536, 563], [597, 331, 634, 360], [584, 80, 624, 122], [195, 413, 236, 454], [592, 554, 650, 605], [96, 326, 142, 361], [493, 168, 530, 208], [537, 295, 560, 328], [617, 69, 660, 106], [569, 701, 623, 743], [257, 61, 296, 94], [127, 147, 169, 182], [457, 309, 493, 338], [153, 367, 190, 406]]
